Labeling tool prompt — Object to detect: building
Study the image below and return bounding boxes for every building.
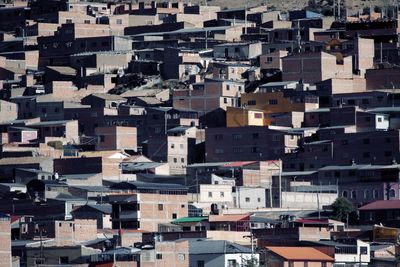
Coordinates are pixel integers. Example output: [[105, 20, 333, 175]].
[[205, 126, 300, 162], [109, 181, 188, 231], [94, 126, 137, 151], [262, 246, 334, 267], [359, 200, 400, 227], [188, 239, 258, 267]]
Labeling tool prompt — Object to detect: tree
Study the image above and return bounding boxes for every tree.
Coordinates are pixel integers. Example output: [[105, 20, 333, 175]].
[[331, 197, 354, 223]]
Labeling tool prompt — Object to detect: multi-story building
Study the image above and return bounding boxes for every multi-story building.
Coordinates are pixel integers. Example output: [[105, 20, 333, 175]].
[[109, 181, 188, 231], [205, 126, 300, 162]]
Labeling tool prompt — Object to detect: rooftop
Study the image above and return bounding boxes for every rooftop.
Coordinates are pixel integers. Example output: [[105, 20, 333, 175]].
[[266, 246, 334, 261], [359, 200, 400, 211]]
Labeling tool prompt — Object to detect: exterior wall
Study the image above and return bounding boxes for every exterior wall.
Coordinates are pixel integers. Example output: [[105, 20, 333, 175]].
[[199, 184, 233, 205], [0, 100, 17, 123], [139, 193, 188, 232], [205, 127, 299, 162], [168, 135, 189, 175], [65, 120, 80, 144], [0, 218, 11, 267], [281, 192, 338, 209], [226, 107, 265, 127], [282, 52, 352, 85], [235, 187, 266, 209], [95, 126, 137, 151], [260, 50, 288, 70], [173, 79, 244, 112]]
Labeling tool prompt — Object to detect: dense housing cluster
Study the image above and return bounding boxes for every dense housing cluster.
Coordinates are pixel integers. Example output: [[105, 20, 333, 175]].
[[0, 0, 400, 266]]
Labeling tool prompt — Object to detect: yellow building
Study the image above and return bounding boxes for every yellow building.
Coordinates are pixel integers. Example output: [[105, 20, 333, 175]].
[[226, 91, 319, 127], [226, 107, 265, 127]]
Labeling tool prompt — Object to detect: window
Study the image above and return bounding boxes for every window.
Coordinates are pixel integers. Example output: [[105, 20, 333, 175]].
[[272, 135, 280, 141], [351, 190, 357, 199], [171, 143, 175, 149], [378, 117, 382, 122], [233, 134, 242, 140], [84, 19, 91, 24], [247, 100, 256, 105], [220, 192, 224, 197], [390, 189, 396, 198], [254, 113, 263, 119], [55, 107, 60, 113], [266, 57, 273, 63], [156, 254, 162, 260], [215, 149, 224, 154], [59, 257, 69, 264], [257, 197, 261, 202], [158, 204, 163, 211], [245, 197, 250, 202], [228, 259, 237, 267], [42, 108, 47, 114], [342, 190, 348, 198], [251, 147, 260, 153], [172, 213, 177, 219], [173, 158, 177, 163], [364, 190, 370, 199], [233, 147, 243, 153], [208, 192, 212, 198], [373, 189, 379, 199], [66, 19, 72, 24], [181, 158, 184, 163], [252, 133, 259, 139], [214, 134, 223, 141], [362, 99, 370, 104], [269, 99, 278, 105], [197, 261, 205, 267], [116, 19, 122, 25], [288, 261, 294, 267], [226, 84, 230, 90]]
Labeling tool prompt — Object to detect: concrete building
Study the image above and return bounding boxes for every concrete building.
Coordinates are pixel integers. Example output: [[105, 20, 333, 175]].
[[95, 126, 137, 151], [205, 126, 300, 162], [167, 126, 197, 175], [213, 42, 262, 60], [109, 181, 188, 231], [188, 239, 258, 267]]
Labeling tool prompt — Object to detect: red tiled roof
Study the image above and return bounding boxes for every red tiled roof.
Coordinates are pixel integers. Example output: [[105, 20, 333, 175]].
[[209, 214, 250, 222], [266, 246, 334, 261], [359, 200, 400, 211]]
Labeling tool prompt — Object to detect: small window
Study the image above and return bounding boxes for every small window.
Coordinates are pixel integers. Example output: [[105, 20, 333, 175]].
[[158, 204, 163, 211], [100, 135, 105, 142], [156, 254, 162, 260], [116, 19, 122, 25], [208, 192, 212, 198], [220, 192, 224, 197], [257, 198, 261, 202], [245, 197, 250, 202], [373, 189, 379, 199], [84, 19, 91, 24], [269, 99, 278, 105], [172, 213, 177, 219], [247, 100, 256, 105], [351, 190, 357, 199]]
